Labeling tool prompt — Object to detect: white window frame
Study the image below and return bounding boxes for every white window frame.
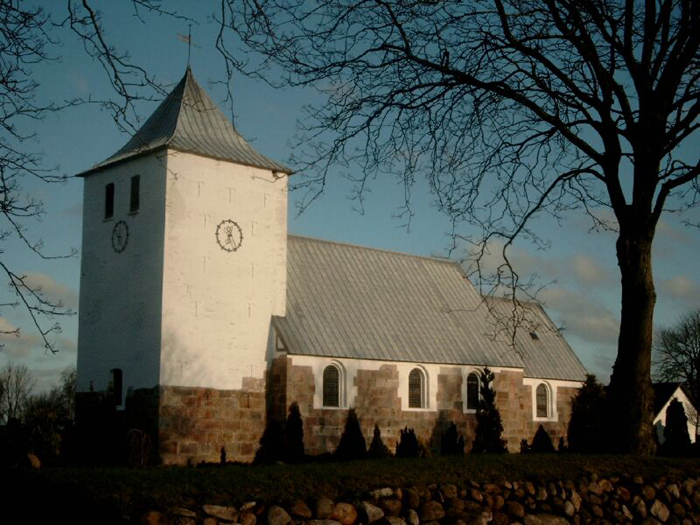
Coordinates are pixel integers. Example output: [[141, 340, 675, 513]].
[[523, 379, 558, 422], [309, 359, 347, 409], [321, 362, 345, 408], [400, 365, 431, 411]]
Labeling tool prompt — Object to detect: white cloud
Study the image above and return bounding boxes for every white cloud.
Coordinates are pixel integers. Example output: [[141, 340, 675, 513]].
[[21, 272, 78, 309], [466, 240, 614, 289], [0, 320, 43, 359], [571, 254, 612, 287], [659, 275, 700, 304], [540, 287, 620, 345]]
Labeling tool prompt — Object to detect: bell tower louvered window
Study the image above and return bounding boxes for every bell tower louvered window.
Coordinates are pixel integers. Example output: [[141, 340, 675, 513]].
[[322, 365, 340, 407], [105, 183, 114, 219], [408, 368, 426, 408]]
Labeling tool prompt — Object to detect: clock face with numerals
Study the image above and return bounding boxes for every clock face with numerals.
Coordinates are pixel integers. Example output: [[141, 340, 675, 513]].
[[216, 219, 243, 252], [111, 220, 129, 253]]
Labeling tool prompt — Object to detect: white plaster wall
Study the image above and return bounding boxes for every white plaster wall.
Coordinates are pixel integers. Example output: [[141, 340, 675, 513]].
[[654, 387, 698, 444], [160, 150, 287, 390], [76, 154, 167, 402], [288, 354, 527, 412]]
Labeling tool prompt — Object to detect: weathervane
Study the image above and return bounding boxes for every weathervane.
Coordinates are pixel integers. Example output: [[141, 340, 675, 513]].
[[177, 24, 199, 66]]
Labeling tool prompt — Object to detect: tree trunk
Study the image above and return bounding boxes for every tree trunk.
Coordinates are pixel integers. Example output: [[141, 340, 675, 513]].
[[607, 227, 656, 455]]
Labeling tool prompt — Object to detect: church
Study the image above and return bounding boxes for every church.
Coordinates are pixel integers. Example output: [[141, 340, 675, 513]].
[[75, 67, 587, 464]]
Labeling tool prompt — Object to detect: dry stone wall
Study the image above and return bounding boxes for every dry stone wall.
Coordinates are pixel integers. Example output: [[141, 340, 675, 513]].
[[140, 473, 700, 525]]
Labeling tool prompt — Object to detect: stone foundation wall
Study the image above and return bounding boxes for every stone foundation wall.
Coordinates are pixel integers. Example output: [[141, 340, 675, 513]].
[[275, 357, 575, 455], [159, 379, 266, 465]]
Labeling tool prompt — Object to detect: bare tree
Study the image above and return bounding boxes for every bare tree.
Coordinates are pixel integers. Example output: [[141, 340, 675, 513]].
[[0, 2, 192, 353], [654, 309, 700, 437], [0, 3, 77, 353], [219, 0, 700, 454], [0, 362, 35, 422]]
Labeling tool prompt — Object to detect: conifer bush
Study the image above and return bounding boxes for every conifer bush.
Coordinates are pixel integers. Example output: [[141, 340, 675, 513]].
[[335, 408, 367, 460], [367, 424, 392, 459], [529, 425, 555, 453], [395, 427, 420, 458], [519, 438, 529, 454], [660, 398, 692, 457], [254, 419, 284, 464], [284, 402, 305, 463], [472, 368, 507, 453], [558, 437, 567, 453], [567, 374, 606, 453], [440, 422, 465, 456]]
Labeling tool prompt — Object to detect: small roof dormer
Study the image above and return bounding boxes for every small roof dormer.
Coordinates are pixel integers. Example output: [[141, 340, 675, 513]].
[[79, 66, 291, 177]]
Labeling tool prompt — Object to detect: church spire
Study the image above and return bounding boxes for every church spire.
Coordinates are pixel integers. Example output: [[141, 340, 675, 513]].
[[80, 68, 291, 176]]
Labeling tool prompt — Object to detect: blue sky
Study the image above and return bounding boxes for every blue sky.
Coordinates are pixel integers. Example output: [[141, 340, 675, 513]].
[[1, 2, 699, 392]]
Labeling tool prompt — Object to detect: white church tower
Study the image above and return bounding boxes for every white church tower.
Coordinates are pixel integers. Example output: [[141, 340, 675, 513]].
[[76, 67, 291, 463]]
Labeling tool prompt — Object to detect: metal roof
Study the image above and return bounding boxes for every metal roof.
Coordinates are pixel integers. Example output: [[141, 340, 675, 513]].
[[273, 236, 588, 381], [79, 67, 291, 176]]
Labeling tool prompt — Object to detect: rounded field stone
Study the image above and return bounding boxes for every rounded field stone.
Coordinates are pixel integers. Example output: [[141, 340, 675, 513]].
[[240, 512, 257, 525], [290, 500, 312, 519], [441, 484, 458, 499], [420, 501, 445, 521], [380, 499, 402, 517], [643, 486, 657, 501], [506, 501, 525, 519], [141, 511, 168, 525], [405, 508, 419, 525], [316, 499, 335, 519], [359, 502, 384, 524], [563, 501, 575, 517], [404, 489, 421, 510], [493, 495, 505, 511], [331, 503, 358, 525], [268, 506, 291, 525], [651, 500, 670, 522], [203, 505, 238, 522]]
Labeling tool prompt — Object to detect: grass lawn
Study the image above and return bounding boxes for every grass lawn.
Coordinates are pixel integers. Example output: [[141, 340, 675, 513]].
[[9, 454, 700, 521]]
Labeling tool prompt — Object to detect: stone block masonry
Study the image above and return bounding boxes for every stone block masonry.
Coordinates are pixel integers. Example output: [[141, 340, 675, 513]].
[[159, 379, 266, 465], [276, 357, 574, 455]]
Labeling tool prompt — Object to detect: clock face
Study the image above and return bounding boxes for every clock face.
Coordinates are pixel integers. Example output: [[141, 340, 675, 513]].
[[111, 220, 129, 253], [216, 219, 243, 252]]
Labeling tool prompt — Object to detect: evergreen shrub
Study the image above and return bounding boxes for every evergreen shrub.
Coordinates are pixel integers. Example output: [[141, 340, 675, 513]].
[[284, 402, 305, 463], [335, 408, 367, 460], [254, 419, 284, 464], [440, 422, 465, 456], [472, 368, 507, 453], [395, 427, 420, 458], [367, 424, 392, 459], [529, 425, 555, 453], [567, 374, 606, 453], [660, 398, 692, 457]]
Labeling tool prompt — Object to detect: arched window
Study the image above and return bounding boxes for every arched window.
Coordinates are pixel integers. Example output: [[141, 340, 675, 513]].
[[322, 365, 340, 407], [466, 372, 480, 411], [408, 368, 426, 408], [536, 383, 549, 418]]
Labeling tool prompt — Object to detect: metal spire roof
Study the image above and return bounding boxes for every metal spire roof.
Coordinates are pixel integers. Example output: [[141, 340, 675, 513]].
[[79, 67, 292, 176]]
